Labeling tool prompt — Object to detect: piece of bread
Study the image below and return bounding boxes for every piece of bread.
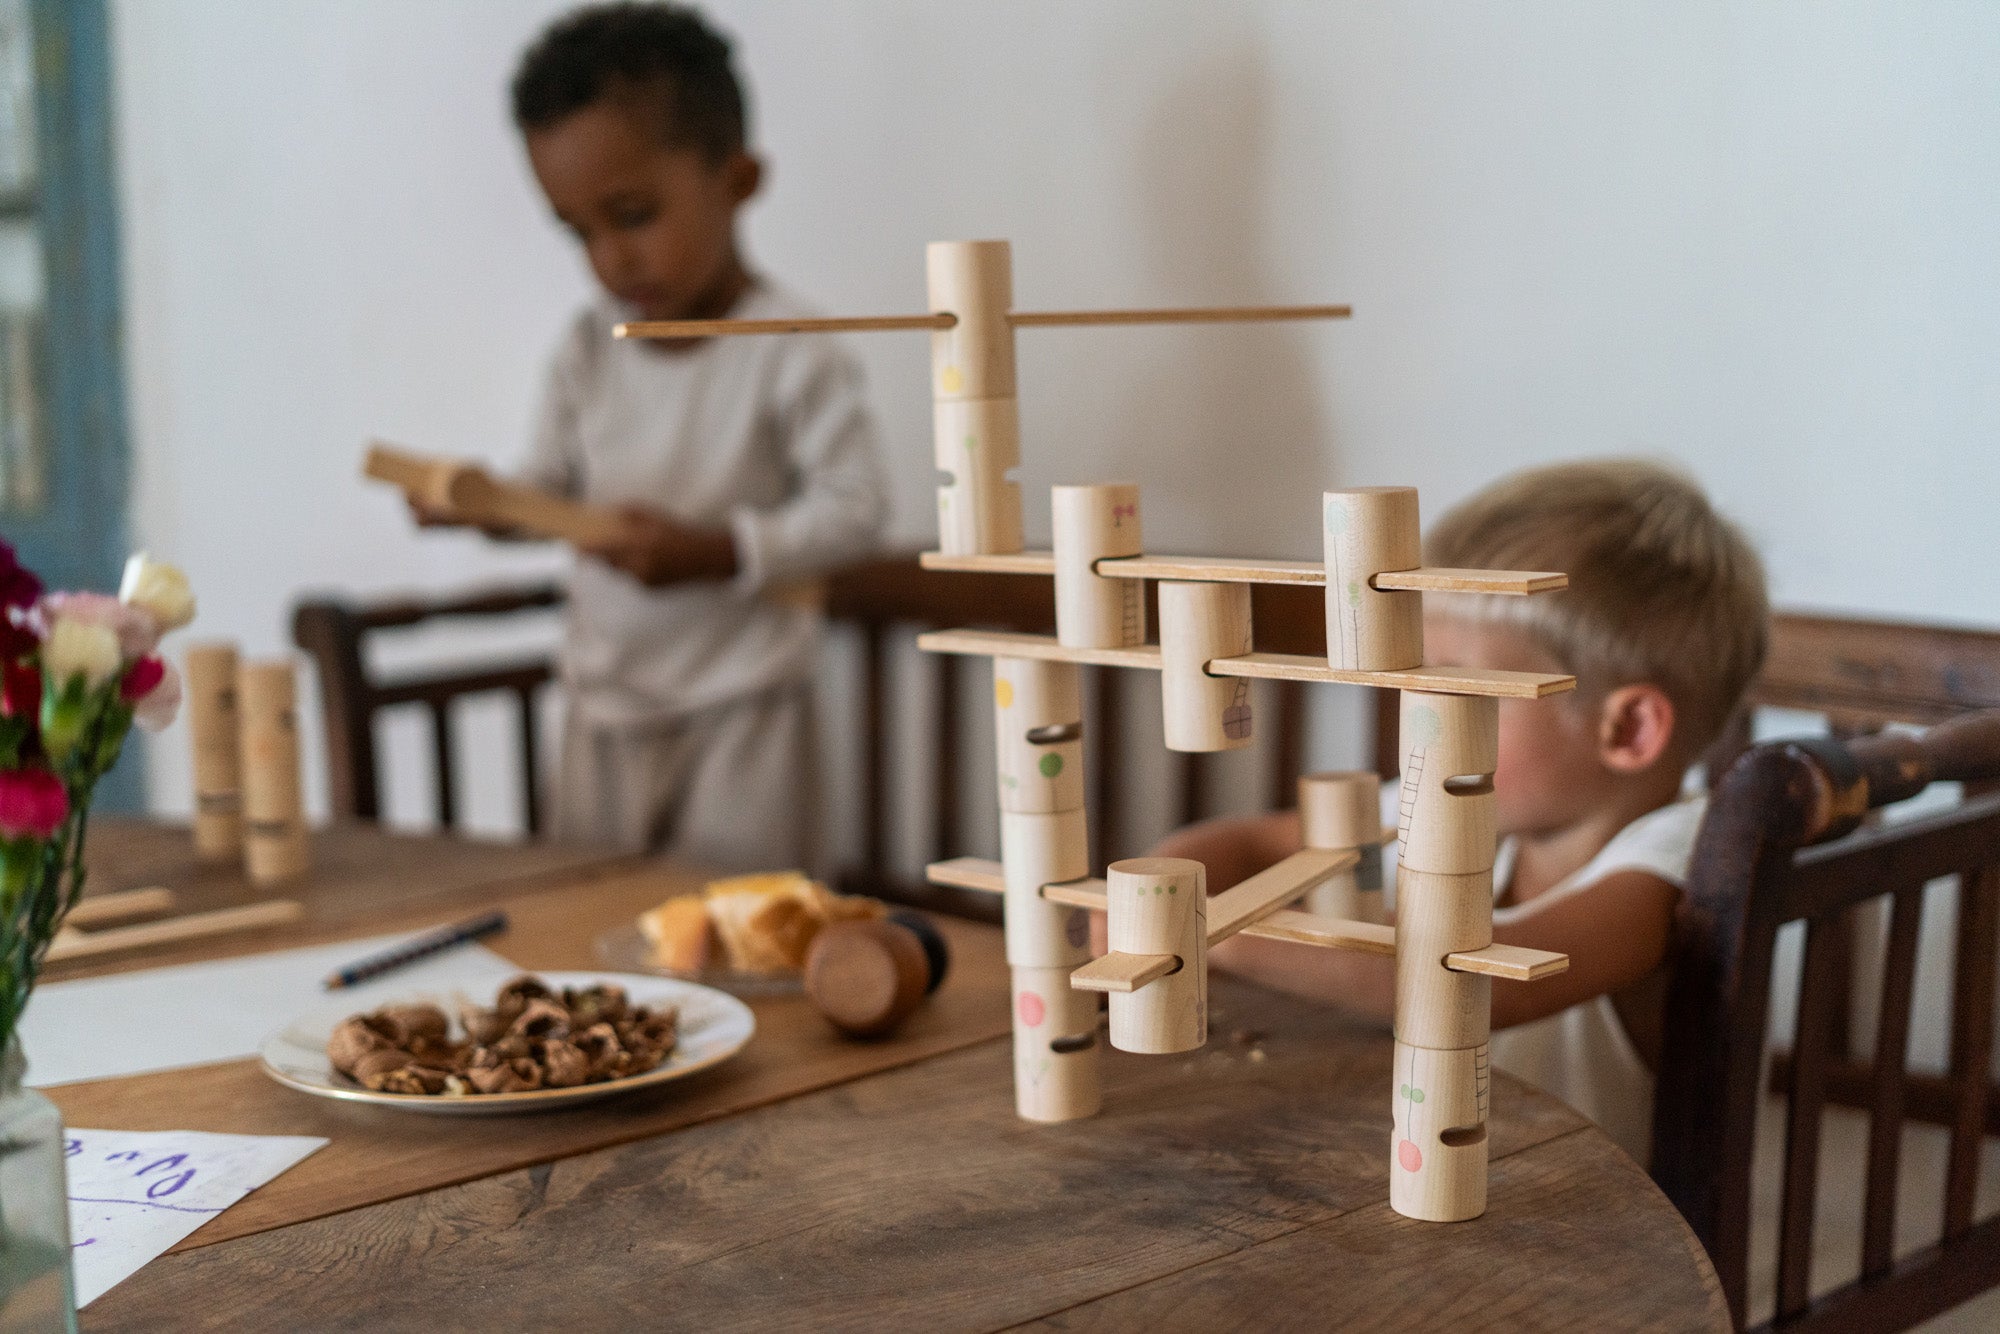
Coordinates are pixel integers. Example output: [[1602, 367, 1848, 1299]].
[[638, 896, 713, 974], [695, 871, 889, 974]]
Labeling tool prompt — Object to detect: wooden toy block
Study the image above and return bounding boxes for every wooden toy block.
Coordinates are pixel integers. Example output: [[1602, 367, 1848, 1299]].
[[920, 551, 1567, 600], [1242, 908, 1396, 955], [184, 641, 243, 859], [238, 659, 310, 884], [1397, 690, 1500, 876], [1390, 1040, 1490, 1223], [1070, 951, 1179, 993], [64, 887, 176, 930], [1158, 581, 1253, 752], [1300, 771, 1387, 922], [1000, 808, 1092, 969], [1323, 487, 1424, 671], [1394, 867, 1496, 1051], [1012, 963, 1103, 1122], [1051, 484, 1144, 648], [1445, 943, 1569, 982], [927, 240, 1017, 400], [47, 898, 304, 964], [928, 241, 1024, 556], [1205, 847, 1356, 944], [1101, 857, 1206, 1054], [935, 397, 1025, 559], [993, 657, 1085, 815], [364, 443, 624, 547]]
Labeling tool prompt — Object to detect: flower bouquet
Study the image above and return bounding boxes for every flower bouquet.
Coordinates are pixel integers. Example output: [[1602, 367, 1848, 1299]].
[[0, 539, 193, 1330]]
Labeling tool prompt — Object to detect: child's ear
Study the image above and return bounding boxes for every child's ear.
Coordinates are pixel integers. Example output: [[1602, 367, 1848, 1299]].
[[1596, 683, 1676, 774], [725, 151, 763, 205]]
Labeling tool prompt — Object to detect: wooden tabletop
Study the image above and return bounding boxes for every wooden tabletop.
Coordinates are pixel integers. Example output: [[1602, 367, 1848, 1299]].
[[64, 820, 1728, 1331]]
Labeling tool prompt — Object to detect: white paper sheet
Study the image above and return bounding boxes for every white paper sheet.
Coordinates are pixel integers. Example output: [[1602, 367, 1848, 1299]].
[[19, 930, 524, 1087], [64, 1127, 327, 1307]]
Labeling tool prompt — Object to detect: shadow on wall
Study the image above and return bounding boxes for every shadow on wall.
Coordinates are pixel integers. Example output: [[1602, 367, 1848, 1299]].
[[1112, 37, 1334, 561]]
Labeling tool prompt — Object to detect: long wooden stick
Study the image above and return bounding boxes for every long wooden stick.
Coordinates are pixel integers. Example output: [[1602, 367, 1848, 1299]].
[[46, 899, 304, 963], [1010, 304, 1350, 327], [614, 303, 1350, 341], [616, 314, 957, 339]]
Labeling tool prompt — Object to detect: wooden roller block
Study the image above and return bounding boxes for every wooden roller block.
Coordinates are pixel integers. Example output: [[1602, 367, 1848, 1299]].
[[1158, 581, 1253, 753], [184, 641, 243, 859], [1390, 1040, 1491, 1223], [804, 916, 943, 1039], [993, 657, 1084, 815], [1012, 963, 1102, 1122], [934, 396, 1023, 557], [1323, 488, 1423, 671], [1300, 771, 1386, 921], [238, 659, 310, 884], [999, 808, 1091, 968], [1394, 868, 1495, 1051], [1051, 484, 1144, 649], [1105, 858, 1206, 1054], [1396, 690, 1498, 876], [927, 239, 1016, 400]]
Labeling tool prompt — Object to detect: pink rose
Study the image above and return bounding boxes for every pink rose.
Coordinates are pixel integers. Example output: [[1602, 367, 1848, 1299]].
[[119, 655, 163, 703], [130, 658, 182, 732], [40, 591, 159, 661], [0, 767, 68, 840]]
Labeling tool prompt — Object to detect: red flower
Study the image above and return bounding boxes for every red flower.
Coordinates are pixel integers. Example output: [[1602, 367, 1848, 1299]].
[[0, 767, 67, 840], [0, 539, 44, 658], [0, 659, 36, 718], [119, 654, 164, 704]]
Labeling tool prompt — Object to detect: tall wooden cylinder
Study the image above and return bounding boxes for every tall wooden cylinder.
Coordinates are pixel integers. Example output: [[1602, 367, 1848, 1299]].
[[1158, 581, 1253, 753], [999, 810, 1091, 970], [1105, 857, 1206, 1054], [1323, 487, 1422, 670], [1392, 868, 1494, 1051], [1051, 483, 1144, 648], [1396, 691, 1499, 875], [238, 659, 309, 883], [1012, 964, 1102, 1122], [184, 641, 243, 859], [1390, 1040, 1490, 1222], [928, 240, 1022, 555], [1299, 771, 1384, 921], [993, 658, 1084, 815]]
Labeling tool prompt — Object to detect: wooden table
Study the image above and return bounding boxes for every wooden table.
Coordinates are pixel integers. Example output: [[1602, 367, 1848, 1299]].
[[56, 821, 1728, 1331]]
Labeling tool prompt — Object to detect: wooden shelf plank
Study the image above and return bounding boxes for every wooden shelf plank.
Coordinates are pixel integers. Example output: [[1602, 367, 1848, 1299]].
[[916, 630, 1163, 671], [1042, 879, 1109, 911], [918, 550, 1057, 576], [1098, 555, 1323, 584], [1239, 909, 1396, 956], [1210, 654, 1575, 698], [1373, 568, 1567, 595], [1444, 942, 1570, 981], [1206, 849, 1355, 945], [926, 857, 1005, 895], [1069, 951, 1180, 993], [915, 552, 1564, 600]]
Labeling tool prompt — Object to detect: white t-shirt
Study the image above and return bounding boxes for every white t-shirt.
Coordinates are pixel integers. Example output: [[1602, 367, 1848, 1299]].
[[521, 282, 888, 725], [1487, 797, 1708, 1166]]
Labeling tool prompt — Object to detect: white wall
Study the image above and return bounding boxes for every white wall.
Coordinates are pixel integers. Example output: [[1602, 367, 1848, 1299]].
[[111, 0, 2000, 827]]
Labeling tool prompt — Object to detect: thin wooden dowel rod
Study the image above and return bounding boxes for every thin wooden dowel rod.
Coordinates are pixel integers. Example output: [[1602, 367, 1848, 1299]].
[[1009, 304, 1351, 328], [615, 313, 957, 339]]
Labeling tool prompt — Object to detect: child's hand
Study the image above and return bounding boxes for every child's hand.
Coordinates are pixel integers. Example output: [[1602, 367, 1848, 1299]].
[[579, 504, 739, 587]]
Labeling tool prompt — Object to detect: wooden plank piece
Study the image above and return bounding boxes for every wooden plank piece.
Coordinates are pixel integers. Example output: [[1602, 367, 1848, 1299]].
[[65, 886, 177, 930], [1206, 848, 1356, 944], [46, 899, 305, 963], [926, 857, 1005, 895], [917, 629, 1161, 671], [616, 313, 956, 338], [1444, 942, 1570, 982], [1211, 653, 1575, 698], [1239, 909, 1396, 956], [919, 550, 1057, 576], [1070, 950, 1179, 994], [1042, 879, 1109, 911], [1373, 568, 1568, 595], [1100, 555, 1324, 585]]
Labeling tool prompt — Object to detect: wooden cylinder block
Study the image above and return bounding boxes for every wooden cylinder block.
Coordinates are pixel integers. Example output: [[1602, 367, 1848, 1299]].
[[1396, 690, 1499, 876], [933, 396, 1023, 556], [993, 657, 1084, 815], [1105, 858, 1206, 1054], [238, 659, 310, 883], [1158, 581, 1253, 753], [1000, 809, 1091, 968], [184, 641, 243, 859], [1393, 868, 1494, 1051], [1300, 771, 1381, 850], [1390, 1040, 1491, 1223], [1323, 488, 1423, 670], [926, 239, 1015, 401], [804, 919, 932, 1039], [1051, 483, 1144, 648], [1012, 964, 1102, 1122]]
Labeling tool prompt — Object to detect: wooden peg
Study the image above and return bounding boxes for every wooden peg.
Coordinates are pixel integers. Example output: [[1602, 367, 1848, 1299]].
[[1104, 858, 1206, 1054], [1393, 867, 1495, 1051], [1051, 484, 1144, 648], [1323, 488, 1422, 671], [993, 658, 1085, 815], [238, 659, 310, 884], [999, 808, 1091, 968], [1396, 691, 1499, 875], [1390, 1040, 1490, 1222], [184, 641, 243, 859], [1012, 963, 1102, 1122], [1299, 771, 1385, 921], [1158, 581, 1253, 753], [934, 397, 1023, 557]]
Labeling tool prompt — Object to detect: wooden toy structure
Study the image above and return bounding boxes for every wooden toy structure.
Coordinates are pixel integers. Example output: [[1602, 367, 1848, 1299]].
[[621, 239, 1576, 1222]]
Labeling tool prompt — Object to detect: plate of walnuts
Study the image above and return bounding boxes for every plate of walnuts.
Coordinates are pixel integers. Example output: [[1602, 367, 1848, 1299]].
[[258, 972, 755, 1115]]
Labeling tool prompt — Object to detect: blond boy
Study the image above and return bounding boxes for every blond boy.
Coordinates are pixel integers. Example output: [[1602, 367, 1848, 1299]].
[[1157, 459, 1768, 1162]]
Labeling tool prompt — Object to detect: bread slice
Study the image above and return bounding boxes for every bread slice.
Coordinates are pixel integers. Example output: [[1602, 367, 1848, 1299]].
[[637, 896, 713, 973]]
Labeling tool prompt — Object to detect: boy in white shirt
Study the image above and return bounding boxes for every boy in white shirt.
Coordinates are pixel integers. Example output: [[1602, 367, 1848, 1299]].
[[421, 4, 885, 868], [1153, 460, 1769, 1164]]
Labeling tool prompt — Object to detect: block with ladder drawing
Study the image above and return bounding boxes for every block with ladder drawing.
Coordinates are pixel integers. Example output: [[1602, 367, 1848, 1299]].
[[614, 237, 1574, 1224]]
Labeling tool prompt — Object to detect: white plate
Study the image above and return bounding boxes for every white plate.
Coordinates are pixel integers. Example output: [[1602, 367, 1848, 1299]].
[[257, 971, 755, 1116]]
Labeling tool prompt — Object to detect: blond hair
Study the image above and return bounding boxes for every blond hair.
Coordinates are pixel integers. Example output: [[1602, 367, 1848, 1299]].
[[1424, 459, 1768, 751]]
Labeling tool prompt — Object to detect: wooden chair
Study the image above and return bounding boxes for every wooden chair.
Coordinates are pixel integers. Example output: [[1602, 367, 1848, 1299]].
[[1654, 712, 2000, 1331]]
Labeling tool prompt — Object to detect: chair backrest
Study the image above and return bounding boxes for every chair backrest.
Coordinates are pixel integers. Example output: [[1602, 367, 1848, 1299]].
[[292, 583, 563, 834], [1653, 711, 2000, 1331]]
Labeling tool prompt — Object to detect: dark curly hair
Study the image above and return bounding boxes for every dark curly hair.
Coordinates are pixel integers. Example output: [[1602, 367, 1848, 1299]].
[[511, 3, 748, 161]]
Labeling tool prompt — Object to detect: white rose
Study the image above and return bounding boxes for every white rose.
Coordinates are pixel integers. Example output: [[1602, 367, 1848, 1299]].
[[43, 616, 122, 688], [118, 553, 196, 632]]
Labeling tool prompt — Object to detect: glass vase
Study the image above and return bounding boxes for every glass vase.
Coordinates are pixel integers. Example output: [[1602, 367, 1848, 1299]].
[[0, 1035, 76, 1333]]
